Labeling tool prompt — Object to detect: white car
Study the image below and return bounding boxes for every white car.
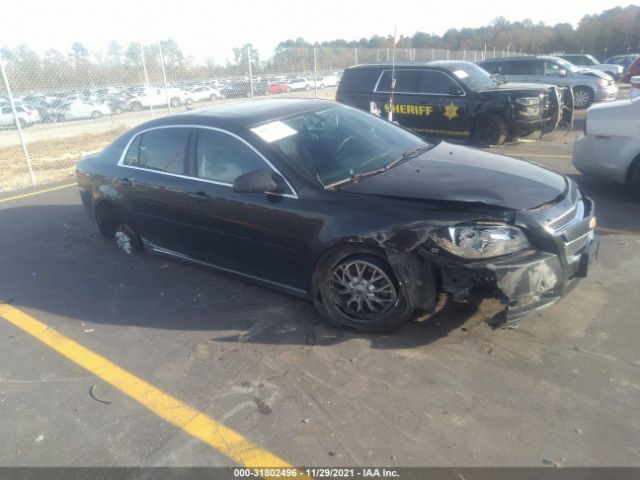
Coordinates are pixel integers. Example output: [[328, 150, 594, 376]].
[[59, 101, 112, 120], [127, 86, 191, 111], [629, 76, 640, 99], [573, 95, 640, 197], [317, 74, 340, 88], [187, 86, 223, 102], [0, 104, 39, 128], [286, 77, 312, 91]]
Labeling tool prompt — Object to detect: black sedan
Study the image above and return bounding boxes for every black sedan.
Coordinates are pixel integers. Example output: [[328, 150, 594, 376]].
[[76, 99, 598, 332]]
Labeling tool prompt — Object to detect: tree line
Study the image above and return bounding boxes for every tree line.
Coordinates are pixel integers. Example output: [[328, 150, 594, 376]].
[[1, 4, 638, 95]]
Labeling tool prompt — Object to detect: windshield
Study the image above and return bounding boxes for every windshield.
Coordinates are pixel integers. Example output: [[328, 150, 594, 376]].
[[554, 58, 581, 73], [445, 63, 499, 91], [253, 106, 430, 187]]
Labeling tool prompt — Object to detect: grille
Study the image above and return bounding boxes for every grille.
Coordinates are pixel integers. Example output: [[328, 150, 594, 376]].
[[545, 195, 593, 262]]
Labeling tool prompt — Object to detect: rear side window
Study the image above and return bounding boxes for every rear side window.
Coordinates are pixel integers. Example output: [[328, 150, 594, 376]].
[[375, 69, 458, 95], [376, 70, 420, 93], [502, 60, 540, 75], [124, 128, 189, 175], [338, 68, 381, 93]]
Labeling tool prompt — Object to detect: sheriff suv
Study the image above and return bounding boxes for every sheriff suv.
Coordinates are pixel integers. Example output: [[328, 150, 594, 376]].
[[336, 61, 572, 145]]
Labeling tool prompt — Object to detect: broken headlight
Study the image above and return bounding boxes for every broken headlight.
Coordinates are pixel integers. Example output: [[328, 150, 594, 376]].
[[430, 224, 530, 259]]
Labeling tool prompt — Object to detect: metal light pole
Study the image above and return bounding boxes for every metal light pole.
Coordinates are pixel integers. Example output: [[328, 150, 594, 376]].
[[140, 44, 154, 117], [158, 42, 172, 114], [313, 47, 318, 98], [0, 58, 35, 186], [247, 45, 254, 99]]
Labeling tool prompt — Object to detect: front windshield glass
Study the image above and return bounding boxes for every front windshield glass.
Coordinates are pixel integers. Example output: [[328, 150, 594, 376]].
[[254, 106, 430, 187], [554, 58, 580, 73], [445, 63, 499, 91]]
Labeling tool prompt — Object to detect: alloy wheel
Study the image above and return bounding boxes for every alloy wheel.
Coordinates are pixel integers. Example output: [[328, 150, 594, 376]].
[[329, 259, 397, 318]]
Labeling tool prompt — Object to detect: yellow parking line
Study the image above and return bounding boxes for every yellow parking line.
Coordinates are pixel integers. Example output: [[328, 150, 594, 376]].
[[596, 226, 640, 236], [0, 183, 75, 205], [0, 303, 302, 471]]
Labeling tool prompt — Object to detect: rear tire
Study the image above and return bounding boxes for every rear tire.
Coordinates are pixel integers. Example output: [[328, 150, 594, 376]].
[[473, 114, 508, 145], [312, 247, 414, 332], [91, 111, 102, 119], [95, 204, 142, 254], [573, 87, 594, 109]]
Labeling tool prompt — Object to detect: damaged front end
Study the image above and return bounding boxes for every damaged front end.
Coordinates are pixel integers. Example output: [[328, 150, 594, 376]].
[[371, 188, 598, 324], [510, 86, 574, 138]]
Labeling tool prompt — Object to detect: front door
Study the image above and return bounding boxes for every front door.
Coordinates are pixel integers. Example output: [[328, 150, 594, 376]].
[[186, 128, 308, 288]]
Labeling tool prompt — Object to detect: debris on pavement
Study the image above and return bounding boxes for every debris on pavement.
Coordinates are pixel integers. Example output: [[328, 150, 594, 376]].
[[89, 384, 111, 405]]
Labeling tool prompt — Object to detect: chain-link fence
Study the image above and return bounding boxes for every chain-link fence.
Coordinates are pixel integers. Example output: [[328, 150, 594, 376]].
[[0, 45, 521, 193]]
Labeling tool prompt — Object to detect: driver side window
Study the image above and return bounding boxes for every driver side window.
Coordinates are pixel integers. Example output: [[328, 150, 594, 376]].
[[195, 129, 275, 186]]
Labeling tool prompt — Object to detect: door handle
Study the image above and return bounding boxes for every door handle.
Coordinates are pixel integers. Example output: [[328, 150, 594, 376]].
[[188, 191, 210, 202], [117, 177, 133, 188]]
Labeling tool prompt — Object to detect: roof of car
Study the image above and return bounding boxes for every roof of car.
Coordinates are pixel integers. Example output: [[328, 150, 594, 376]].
[[347, 61, 476, 71], [478, 55, 562, 62], [140, 99, 336, 129]]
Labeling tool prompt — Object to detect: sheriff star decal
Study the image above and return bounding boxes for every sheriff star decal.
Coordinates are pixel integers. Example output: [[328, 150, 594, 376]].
[[443, 102, 459, 121]]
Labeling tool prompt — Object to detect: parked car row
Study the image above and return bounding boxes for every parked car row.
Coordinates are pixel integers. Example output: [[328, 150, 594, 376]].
[[0, 72, 342, 128]]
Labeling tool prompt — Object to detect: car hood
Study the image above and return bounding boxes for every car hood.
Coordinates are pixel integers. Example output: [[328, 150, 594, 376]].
[[478, 82, 556, 94], [576, 68, 612, 80], [341, 142, 568, 210]]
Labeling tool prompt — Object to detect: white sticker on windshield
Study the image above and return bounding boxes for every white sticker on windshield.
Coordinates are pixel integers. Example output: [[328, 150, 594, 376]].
[[452, 69, 469, 79], [251, 121, 297, 143]]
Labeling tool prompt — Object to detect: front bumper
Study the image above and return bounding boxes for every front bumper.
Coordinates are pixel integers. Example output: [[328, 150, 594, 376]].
[[594, 84, 619, 102], [420, 195, 599, 321], [486, 234, 599, 320]]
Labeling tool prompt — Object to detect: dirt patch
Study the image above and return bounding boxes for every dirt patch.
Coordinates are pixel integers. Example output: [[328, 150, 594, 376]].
[[0, 125, 128, 192]]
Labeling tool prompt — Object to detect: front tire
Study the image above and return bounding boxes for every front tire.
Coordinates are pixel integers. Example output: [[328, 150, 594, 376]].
[[573, 87, 594, 109], [91, 111, 103, 119], [312, 248, 414, 332], [473, 113, 508, 145]]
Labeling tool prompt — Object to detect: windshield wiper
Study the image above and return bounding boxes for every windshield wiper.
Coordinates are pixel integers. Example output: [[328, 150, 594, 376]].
[[324, 145, 431, 189]]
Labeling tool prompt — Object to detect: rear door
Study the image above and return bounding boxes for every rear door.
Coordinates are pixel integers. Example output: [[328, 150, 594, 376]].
[[117, 126, 197, 254]]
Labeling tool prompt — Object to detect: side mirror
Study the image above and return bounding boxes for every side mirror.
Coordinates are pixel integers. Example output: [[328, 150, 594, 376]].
[[558, 69, 568, 77], [233, 170, 284, 194], [448, 85, 464, 95]]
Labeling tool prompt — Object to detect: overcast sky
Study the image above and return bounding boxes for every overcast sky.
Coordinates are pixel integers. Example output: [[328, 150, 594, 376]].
[[0, 0, 632, 64]]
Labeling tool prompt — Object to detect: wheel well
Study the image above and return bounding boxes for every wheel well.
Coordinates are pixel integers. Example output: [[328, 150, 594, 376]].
[[94, 200, 121, 239], [626, 153, 640, 183], [574, 85, 594, 95]]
